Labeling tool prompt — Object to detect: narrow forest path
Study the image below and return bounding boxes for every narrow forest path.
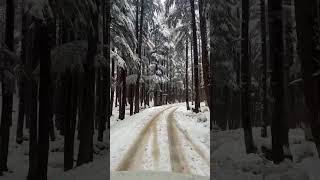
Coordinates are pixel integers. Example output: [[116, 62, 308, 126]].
[[112, 105, 210, 177]]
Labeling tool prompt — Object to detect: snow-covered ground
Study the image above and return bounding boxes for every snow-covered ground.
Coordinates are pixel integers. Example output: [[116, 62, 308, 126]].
[[1, 93, 210, 179], [110, 102, 210, 177], [211, 127, 320, 180]]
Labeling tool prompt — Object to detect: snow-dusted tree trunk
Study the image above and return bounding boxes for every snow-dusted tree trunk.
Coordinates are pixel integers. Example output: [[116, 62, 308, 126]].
[[241, 0, 255, 154], [135, 0, 145, 114], [189, 0, 200, 113]]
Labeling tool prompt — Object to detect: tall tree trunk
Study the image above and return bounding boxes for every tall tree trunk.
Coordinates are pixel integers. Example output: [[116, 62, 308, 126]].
[[98, 0, 111, 141], [115, 67, 119, 107], [119, 69, 127, 120], [27, 26, 39, 180], [198, 0, 210, 106], [130, 0, 139, 114], [95, 69, 101, 130], [16, 0, 27, 144], [260, 0, 268, 138], [77, 2, 99, 165], [64, 69, 78, 171], [0, 0, 14, 174], [129, 84, 134, 115], [294, 0, 320, 157], [186, 38, 190, 110], [111, 58, 115, 112], [191, 41, 194, 105], [283, 3, 294, 157], [241, 0, 255, 154], [269, 0, 287, 164], [37, 20, 51, 180], [209, 2, 214, 128], [189, 0, 200, 113], [27, 79, 38, 180], [103, 0, 111, 131], [135, 0, 145, 114]]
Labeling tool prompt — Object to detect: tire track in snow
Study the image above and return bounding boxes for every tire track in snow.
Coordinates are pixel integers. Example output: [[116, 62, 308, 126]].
[[167, 108, 191, 174], [152, 122, 160, 169], [175, 121, 210, 167], [115, 106, 174, 171]]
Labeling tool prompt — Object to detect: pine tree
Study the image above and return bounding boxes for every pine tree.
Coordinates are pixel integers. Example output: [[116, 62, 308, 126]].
[[186, 38, 190, 110], [260, 0, 268, 138], [189, 0, 200, 113], [241, 0, 255, 154], [269, 0, 288, 164], [0, 0, 14, 174]]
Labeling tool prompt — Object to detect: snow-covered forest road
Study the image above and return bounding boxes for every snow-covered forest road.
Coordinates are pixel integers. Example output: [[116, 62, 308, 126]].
[[111, 104, 210, 177]]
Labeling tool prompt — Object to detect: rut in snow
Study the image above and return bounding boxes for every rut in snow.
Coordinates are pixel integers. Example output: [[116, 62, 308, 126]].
[[115, 106, 173, 171], [175, 120, 210, 166], [167, 108, 191, 174], [152, 122, 160, 169]]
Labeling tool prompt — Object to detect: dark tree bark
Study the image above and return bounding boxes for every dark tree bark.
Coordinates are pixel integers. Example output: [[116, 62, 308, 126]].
[[95, 70, 100, 129], [27, 23, 39, 179], [294, 0, 320, 157], [64, 69, 78, 171], [241, 0, 255, 154], [260, 0, 268, 138], [119, 69, 127, 120], [269, 0, 288, 164], [103, 0, 111, 125], [63, 70, 73, 171], [129, 84, 134, 115], [16, 1, 27, 144], [135, 0, 145, 114], [27, 79, 38, 180], [130, 0, 139, 114], [209, 2, 214, 128], [115, 67, 119, 108], [135, 0, 139, 41], [77, 39, 96, 165], [77, 0, 99, 165], [198, 0, 210, 107], [0, 0, 14, 175], [189, 0, 200, 113], [283, 4, 294, 153], [37, 20, 51, 180], [186, 38, 190, 110], [111, 58, 115, 112], [191, 41, 194, 105]]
